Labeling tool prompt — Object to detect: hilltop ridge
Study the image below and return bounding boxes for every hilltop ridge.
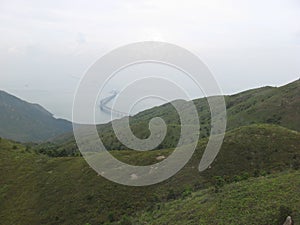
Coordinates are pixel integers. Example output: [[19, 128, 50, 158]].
[[0, 90, 72, 142]]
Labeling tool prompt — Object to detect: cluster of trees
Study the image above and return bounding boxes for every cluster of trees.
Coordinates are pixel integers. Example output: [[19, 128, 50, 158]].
[[213, 170, 269, 193], [34, 142, 80, 157]]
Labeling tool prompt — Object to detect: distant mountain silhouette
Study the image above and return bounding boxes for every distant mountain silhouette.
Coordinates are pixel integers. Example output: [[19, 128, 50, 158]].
[[0, 90, 72, 142]]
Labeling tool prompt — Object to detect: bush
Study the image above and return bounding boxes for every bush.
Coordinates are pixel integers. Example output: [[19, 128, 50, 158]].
[[260, 170, 267, 176], [254, 169, 260, 177], [182, 186, 192, 198], [214, 176, 225, 187], [276, 205, 293, 225], [292, 155, 299, 170], [25, 145, 31, 152], [108, 213, 116, 222], [119, 216, 132, 225], [213, 176, 225, 192], [232, 175, 242, 182], [167, 189, 176, 200], [240, 172, 250, 180]]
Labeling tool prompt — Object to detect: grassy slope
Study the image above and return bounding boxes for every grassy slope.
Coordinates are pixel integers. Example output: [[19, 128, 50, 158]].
[[0, 124, 299, 224], [48, 79, 299, 156], [224, 79, 300, 132], [0, 90, 72, 142], [134, 170, 300, 225]]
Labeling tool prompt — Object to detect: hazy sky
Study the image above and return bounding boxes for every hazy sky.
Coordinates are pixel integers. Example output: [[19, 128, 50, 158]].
[[0, 0, 299, 120]]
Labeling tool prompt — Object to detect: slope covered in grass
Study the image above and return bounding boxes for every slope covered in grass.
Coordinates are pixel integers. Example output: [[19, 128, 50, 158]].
[[0, 124, 299, 224], [48, 79, 299, 156], [0, 90, 72, 142], [134, 170, 300, 225], [224, 78, 300, 132]]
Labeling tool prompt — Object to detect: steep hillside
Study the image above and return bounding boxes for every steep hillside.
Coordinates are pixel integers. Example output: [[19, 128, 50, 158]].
[[1, 124, 299, 224], [0, 90, 72, 142]]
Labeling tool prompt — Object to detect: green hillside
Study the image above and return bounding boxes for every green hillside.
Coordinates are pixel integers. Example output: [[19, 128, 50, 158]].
[[46, 79, 300, 157], [134, 170, 300, 225], [224, 79, 300, 132], [0, 90, 72, 142], [1, 124, 299, 224]]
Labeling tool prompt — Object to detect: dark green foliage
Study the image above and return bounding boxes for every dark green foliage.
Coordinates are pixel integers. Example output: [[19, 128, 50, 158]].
[[108, 213, 116, 222], [213, 176, 225, 192], [167, 189, 177, 200], [134, 171, 300, 225], [25, 145, 31, 152], [181, 185, 192, 198], [240, 172, 250, 180], [119, 215, 132, 225], [253, 169, 260, 177], [292, 154, 299, 170], [277, 205, 293, 225], [33, 142, 80, 157], [0, 90, 72, 142]]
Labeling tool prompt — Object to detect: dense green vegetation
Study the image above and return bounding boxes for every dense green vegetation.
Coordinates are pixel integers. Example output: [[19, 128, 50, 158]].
[[0, 90, 72, 142], [133, 171, 300, 225], [1, 124, 299, 224]]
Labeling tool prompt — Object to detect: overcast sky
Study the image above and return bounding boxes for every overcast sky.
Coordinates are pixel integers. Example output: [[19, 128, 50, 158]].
[[0, 0, 299, 120]]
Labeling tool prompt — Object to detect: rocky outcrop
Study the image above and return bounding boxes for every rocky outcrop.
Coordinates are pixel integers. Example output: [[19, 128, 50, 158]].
[[283, 216, 293, 225]]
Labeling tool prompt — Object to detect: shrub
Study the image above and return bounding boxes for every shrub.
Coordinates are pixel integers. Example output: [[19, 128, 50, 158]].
[[25, 145, 31, 152], [182, 186, 192, 198], [260, 170, 267, 176], [240, 172, 250, 180], [253, 169, 260, 177], [213, 176, 225, 192], [276, 205, 293, 225], [119, 215, 132, 225], [232, 175, 242, 182], [167, 189, 176, 200], [108, 213, 115, 222], [214, 176, 225, 188]]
